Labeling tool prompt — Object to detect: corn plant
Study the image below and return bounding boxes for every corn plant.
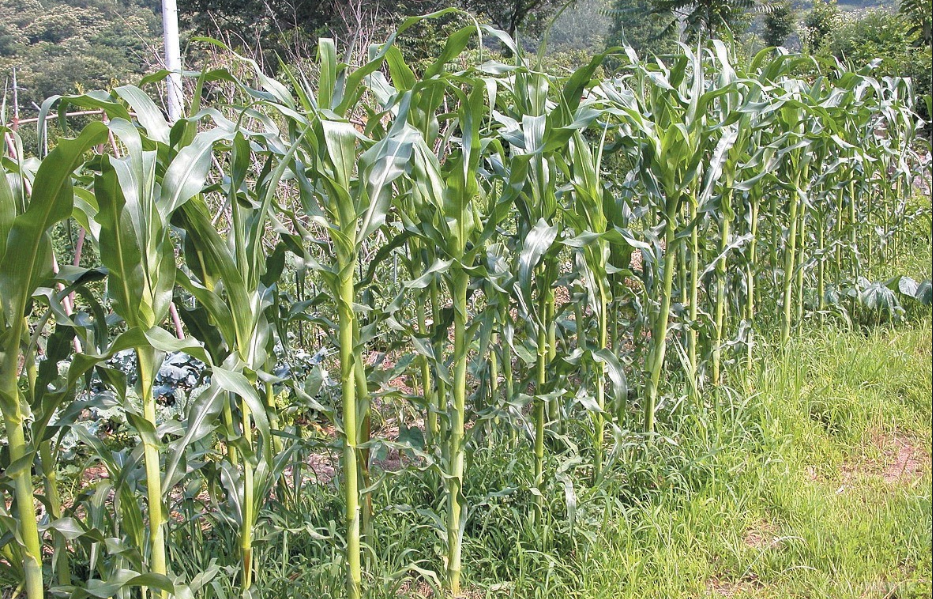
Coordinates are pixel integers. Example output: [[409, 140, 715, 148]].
[[489, 48, 609, 498], [270, 35, 429, 596], [414, 82, 489, 594], [0, 121, 115, 599], [560, 127, 629, 480], [610, 45, 738, 431], [0, 25, 925, 598]]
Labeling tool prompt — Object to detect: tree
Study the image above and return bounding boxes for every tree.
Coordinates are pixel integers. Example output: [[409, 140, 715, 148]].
[[650, 0, 754, 41], [899, 0, 932, 128], [465, 0, 571, 37], [178, 0, 334, 62], [803, 0, 839, 51], [606, 0, 678, 56], [900, 0, 931, 47], [0, 0, 162, 117], [763, 0, 795, 47], [178, 0, 569, 61], [178, 0, 459, 68], [820, 8, 931, 120], [548, 0, 612, 53]]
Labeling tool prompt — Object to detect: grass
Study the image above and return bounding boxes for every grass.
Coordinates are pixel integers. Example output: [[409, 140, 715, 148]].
[[163, 316, 931, 598], [135, 225, 933, 598], [66, 223, 933, 598], [570, 323, 932, 599]]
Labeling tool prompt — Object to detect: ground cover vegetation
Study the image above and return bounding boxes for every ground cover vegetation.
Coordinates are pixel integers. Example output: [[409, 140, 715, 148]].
[[1, 8, 931, 599]]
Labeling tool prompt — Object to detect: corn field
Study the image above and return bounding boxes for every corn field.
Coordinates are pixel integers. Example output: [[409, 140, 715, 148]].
[[1, 14, 930, 599]]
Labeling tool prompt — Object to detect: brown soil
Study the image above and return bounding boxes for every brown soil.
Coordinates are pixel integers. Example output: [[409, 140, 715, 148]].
[[304, 452, 338, 484], [808, 429, 930, 489], [705, 575, 762, 597], [743, 520, 779, 551], [878, 433, 928, 484], [81, 463, 110, 485], [397, 580, 485, 598]]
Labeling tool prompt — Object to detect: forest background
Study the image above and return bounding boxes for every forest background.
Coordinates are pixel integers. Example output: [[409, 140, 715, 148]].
[[2, 0, 931, 123]]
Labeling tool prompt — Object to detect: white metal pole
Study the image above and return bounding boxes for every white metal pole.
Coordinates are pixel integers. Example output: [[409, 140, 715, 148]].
[[162, 0, 183, 121], [162, 0, 187, 338]]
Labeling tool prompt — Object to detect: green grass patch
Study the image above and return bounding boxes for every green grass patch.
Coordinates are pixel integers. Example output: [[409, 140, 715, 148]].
[[182, 320, 930, 597], [558, 323, 932, 599]]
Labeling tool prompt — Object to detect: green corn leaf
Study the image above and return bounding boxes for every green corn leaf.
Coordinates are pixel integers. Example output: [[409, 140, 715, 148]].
[[0, 160, 15, 261], [160, 128, 228, 217], [358, 124, 417, 240], [517, 219, 559, 299], [162, 383, 225, 494], [114, 85, 171, 145], [0, 122, 109, 324]]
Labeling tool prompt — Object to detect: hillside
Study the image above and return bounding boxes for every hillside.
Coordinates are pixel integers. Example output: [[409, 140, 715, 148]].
[[0, 0, 162, 116]]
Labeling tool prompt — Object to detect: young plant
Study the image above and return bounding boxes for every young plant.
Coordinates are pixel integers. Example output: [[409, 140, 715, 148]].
[[0, 121, 114, 599]]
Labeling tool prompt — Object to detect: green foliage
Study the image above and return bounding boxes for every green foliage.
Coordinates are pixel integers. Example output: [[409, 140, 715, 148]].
[[819, 8, 932, 118], [395, 10, 477, 69], [900, 0, 932, 46], [178, 0, 334, 62], [0, 0, 161, 115], [763, 0, 796, 47], [651, 0, 755, 41], [825, 9, 918, 67], [804, 0, 841, 51], [465, 0, 570, 36], [177, 0, 569, 65], [546, 0, 614, 53], [606, 0, 679, 56], [0, 19, 929, 599], [142, 321, 933, 598]]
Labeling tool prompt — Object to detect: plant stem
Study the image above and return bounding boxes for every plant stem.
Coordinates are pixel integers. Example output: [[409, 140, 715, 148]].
[[769, 194, 779, 284], [7, 417, 44, 599], [866, 180, 873, 273], [138, 347, 167, 598], [593, 284, 608, 482], [241, 398, 254, 590], [40, 440, 70, 585], [355, 356, 373, 562], [818, 215, 826, 318], [0, 313, 43, 599], [501, 307, 516, 447], [447, 269, 469, 594], [546, 291, 557, 431], [849, 180, 857, 279], [745, 199, 759, 371], [430, 281, 447, 450], [418, 291, 436, 448], [222, 398, 238, 466], [488, 330, 499, 445], [712, 199, 731, 387], [338, 260, 362, 599], [265, 379, 282, 454], [644, 212, 678, 434], [687, 197, 699, 387], [679, 220, 688, 307], [795, 197, 807, 324], [25, 350, 70, 586], [835, 188, 844, 275], [781, 182, 801, 345], [533, 285, 547, 510]]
